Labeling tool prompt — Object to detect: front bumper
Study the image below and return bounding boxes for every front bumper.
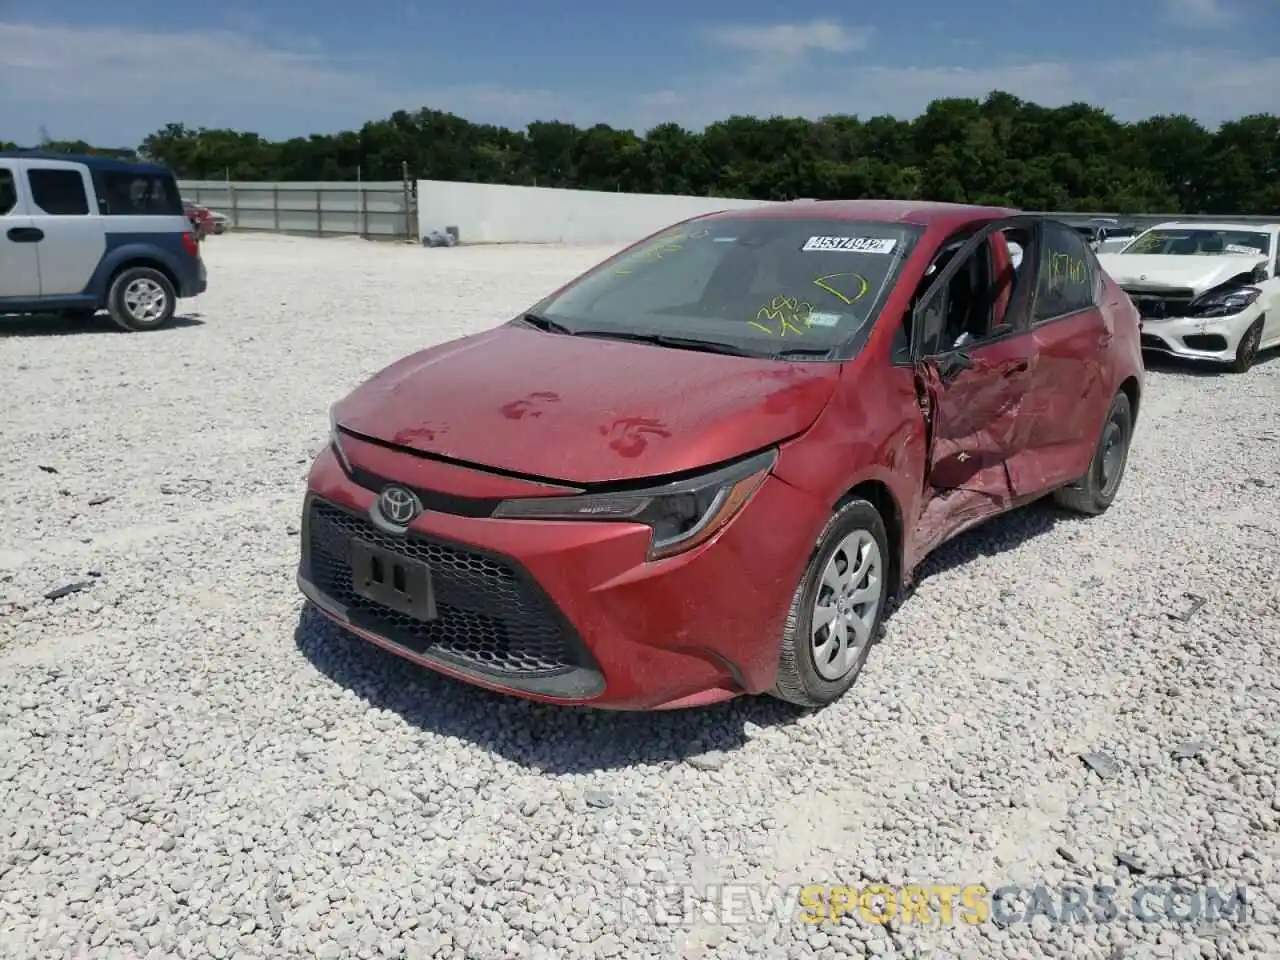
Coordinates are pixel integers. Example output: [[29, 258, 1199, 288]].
[[296, 446, 828, 710], [1138, 306, 1259, 363]]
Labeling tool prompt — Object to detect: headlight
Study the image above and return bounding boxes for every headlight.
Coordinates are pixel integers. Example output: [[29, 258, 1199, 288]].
[[329, 405, 353, 474], [1189, 285, 1260, 318], [491, 449, 777, 560]]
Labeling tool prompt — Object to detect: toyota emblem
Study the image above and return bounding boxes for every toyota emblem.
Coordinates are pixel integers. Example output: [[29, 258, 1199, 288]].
[[377, 485, 422, 526]]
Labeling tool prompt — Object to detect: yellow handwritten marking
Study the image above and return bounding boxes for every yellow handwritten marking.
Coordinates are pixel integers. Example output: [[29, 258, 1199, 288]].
[[686, 228, 711, 239], [753, 294, 813, 336], [612, 236, 686, 274], [813, 273, 869, 305], [1048, 251, 1086, 287]]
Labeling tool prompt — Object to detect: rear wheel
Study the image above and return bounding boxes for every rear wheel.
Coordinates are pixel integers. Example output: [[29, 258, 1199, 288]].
[[771, 499, 890, 708], [107, 266, 176, 332], [1053, 390, 1133, 516], [1229, 317, 1264, 374]]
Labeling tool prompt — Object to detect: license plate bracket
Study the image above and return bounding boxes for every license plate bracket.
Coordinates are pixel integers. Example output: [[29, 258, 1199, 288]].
[[349, 539, 437, 621]]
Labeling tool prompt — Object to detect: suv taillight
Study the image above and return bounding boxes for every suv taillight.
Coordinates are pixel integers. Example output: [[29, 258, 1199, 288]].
[[182, 231, 199, 257]]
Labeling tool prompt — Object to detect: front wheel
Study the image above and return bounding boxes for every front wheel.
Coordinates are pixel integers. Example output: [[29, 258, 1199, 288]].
[[770, 499, 891, 708], [1229, 317, 1264, 374], [1053, 390, 1133, 516], [107, 267, 176, 332]]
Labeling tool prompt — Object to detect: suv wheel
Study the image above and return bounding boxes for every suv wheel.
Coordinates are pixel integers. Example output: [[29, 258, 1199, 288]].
[[107, 267, 176, 332]]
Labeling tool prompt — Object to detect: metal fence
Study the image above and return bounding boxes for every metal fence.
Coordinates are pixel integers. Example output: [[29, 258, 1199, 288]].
[[177, 180, 418, 240]]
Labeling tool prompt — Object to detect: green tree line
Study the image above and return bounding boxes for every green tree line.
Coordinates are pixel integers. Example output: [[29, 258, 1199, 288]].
[[7, 91, 1279, 214]]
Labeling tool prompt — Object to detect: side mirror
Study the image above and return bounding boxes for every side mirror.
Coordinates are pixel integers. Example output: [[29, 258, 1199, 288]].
[[936, 349, 973, 384]]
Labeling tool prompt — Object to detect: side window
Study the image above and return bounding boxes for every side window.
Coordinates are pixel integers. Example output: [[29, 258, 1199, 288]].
[[96, 172, 183, 216], [1034, 223, 1094, 322], [27, 168, 91, 216], [0, 168, 17, 216], [915, 237, 999, 356]]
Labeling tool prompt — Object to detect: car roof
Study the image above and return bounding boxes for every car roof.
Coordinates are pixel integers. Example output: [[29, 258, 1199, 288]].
[[703, 199, 1019, 230], [1146, 220, 1280, 233], [0, 150, 173, 177]]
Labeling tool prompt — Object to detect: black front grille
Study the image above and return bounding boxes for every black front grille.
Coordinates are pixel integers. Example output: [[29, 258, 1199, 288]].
[[1124, 289, 1196, 319], [1141, 333, 1169, 351], [303, 498, 594, 679]]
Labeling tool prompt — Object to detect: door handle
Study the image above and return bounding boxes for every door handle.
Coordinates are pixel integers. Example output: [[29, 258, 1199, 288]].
[[1004, 360, 1030, 376], [6, 227, 43, 243]]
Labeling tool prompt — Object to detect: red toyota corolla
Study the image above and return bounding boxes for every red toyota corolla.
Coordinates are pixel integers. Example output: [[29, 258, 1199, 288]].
[[298, 200, 1143, 711]]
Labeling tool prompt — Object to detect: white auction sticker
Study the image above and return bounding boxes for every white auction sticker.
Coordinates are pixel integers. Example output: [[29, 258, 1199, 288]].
[[806, 311, 843, 327], [1225, 243, 1261, 256], [802, 236, 897, 254]]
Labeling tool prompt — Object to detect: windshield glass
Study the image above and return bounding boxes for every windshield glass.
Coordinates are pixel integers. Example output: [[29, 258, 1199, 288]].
[[528, 217, 923, 357], [1121, 228, 1271, 257]]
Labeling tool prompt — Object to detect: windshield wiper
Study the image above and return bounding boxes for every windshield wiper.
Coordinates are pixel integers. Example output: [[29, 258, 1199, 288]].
[[516, 312, 576, 335], [772, 347, 836, 360], [571, 330, 758, 356]]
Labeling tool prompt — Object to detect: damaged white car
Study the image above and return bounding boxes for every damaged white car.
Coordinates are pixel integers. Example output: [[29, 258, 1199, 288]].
[[1098, 221, 1279, 373]]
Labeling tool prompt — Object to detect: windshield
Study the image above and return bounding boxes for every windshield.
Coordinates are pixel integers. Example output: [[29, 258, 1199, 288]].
[[526, 217, 923, 358], [1121, 228, 1271, 257]]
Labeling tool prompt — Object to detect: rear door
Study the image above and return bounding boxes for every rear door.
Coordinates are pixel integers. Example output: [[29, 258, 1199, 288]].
[[0, 161, 41, 298], [910, 216, 1042, 554], [1013, 220, 1115, 495], [24, 161, 107, 296]]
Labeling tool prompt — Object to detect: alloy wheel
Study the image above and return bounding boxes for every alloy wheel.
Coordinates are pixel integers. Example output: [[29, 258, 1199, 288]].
[[810, 529, 884, 681]]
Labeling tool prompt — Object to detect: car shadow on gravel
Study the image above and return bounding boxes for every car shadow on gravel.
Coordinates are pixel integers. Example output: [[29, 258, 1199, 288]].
[[908, 495, 1065, 587], [0, 312, 205, 338], [293, 605, 810, 773]]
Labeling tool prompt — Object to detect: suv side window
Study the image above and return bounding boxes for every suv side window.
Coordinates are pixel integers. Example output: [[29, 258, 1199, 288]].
[[95, 171, 184, 216], [0, 168, 17, 216], [28, 168, 91, 216], [1034, 222, 1094, 322]]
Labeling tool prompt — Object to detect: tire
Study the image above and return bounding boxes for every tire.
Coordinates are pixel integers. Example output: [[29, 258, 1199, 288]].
[[1053, 390, 1133, 516], [770, 498, 891, 708], [106, 266, 176, 332], [1229, 317, 1264, 374]]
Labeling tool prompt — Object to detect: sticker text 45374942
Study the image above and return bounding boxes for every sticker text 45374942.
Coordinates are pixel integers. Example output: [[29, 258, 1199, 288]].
[[802, 236, 897, 254]]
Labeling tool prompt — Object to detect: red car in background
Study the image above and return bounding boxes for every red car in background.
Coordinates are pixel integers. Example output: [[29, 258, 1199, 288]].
[[182, 198, 228, 237], [182, 199, 212, 238], [299, 200, 1144, 711]]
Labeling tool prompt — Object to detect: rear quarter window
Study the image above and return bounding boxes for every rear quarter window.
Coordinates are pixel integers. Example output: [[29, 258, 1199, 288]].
[[1034, 222, 1095, 322], [94, 171, 184, 216]]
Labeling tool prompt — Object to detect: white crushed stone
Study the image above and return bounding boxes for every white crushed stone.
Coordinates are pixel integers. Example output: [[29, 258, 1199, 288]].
[[1, 232, 1278, 960]]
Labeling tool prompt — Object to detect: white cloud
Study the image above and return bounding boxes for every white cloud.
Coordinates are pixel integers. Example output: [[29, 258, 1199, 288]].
[[632, 50, 1280, 131], [1164, 0, 1233, 27], [704, 20, 871, 57], [0, 21, 556, 145]]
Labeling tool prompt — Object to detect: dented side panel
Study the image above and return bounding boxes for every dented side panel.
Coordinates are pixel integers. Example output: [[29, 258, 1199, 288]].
[[1010, 307, 1112, 495]]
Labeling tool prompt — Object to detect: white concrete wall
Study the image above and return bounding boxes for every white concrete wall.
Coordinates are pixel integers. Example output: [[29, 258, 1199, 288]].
[[415, 180, 776, 245]]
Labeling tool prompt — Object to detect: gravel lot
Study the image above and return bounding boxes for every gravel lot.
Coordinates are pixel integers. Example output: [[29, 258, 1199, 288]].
[[2, 232, 1278, 960]]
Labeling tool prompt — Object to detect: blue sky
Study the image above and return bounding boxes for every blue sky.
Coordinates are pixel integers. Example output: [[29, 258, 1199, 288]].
[[2, 0, 1278, 147]]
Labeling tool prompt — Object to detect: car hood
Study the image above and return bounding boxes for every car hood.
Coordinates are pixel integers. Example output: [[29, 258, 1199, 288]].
[[334, 324, 841, 484], [1096, 253, 1266, 296]]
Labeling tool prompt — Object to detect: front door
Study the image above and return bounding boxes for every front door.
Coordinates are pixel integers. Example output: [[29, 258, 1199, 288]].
[[910, 217, 1042, 558], [0, 163, 41, 299], [23, 162, 106, 297]]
